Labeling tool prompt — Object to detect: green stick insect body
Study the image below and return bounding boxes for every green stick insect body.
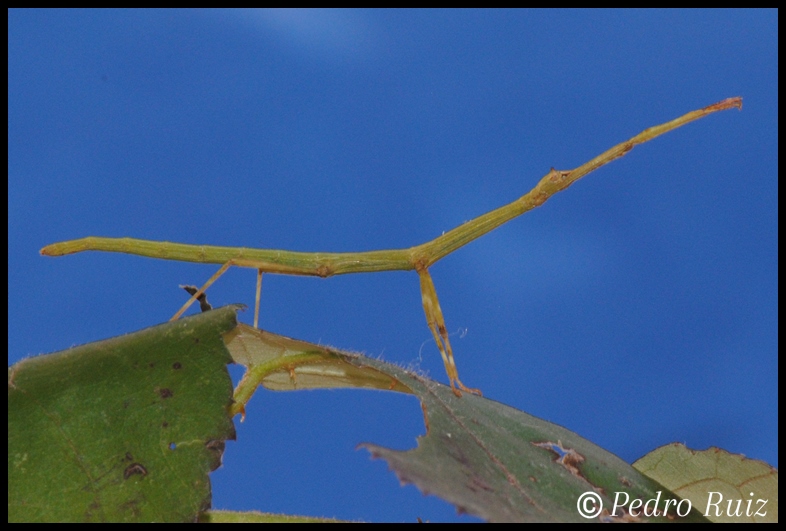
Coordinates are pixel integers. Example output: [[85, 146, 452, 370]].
[[41, 98, 742, 396]]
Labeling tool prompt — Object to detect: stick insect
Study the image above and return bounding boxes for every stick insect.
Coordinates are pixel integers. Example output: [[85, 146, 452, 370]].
[[41, 98, 741, 397]]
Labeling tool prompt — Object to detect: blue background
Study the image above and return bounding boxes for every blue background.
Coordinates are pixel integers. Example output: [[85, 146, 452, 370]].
[[8, 9, 777, 522]]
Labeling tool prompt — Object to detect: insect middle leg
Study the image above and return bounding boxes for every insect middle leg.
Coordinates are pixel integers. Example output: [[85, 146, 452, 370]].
[[172, 261, 266, 329], [254, 268, 263, 329]]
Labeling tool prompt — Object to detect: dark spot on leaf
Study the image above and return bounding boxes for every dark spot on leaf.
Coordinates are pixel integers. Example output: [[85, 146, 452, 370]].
[[533, 440, 587, 481], [119, 499, 142, 519], [86, 500, 100, 520], [162, 421, 169, 428], [206, 439, 224, 452], [123, 463, 147, 480], [173, 362, 182, 370], [468, 475, 494, 492], [205, 440, 225, 471], [148, 362, 155, 368], [158, 388, 173, 399], [600, 507, 643, 523]]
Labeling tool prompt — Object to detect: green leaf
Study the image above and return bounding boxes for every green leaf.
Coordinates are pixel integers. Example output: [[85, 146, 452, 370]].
[[633, 443, 778, 523], [224, 324, 413, 418], [224, 325, 708, 523], [199, 510, 350, 523], [8, 306, 238, 522]]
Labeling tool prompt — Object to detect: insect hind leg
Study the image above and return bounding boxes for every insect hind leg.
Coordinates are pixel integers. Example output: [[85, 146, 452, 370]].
[[417, 268, 482, 397]]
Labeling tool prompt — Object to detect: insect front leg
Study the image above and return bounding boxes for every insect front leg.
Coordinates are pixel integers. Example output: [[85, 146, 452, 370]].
[[170, 260, 235, 321]]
